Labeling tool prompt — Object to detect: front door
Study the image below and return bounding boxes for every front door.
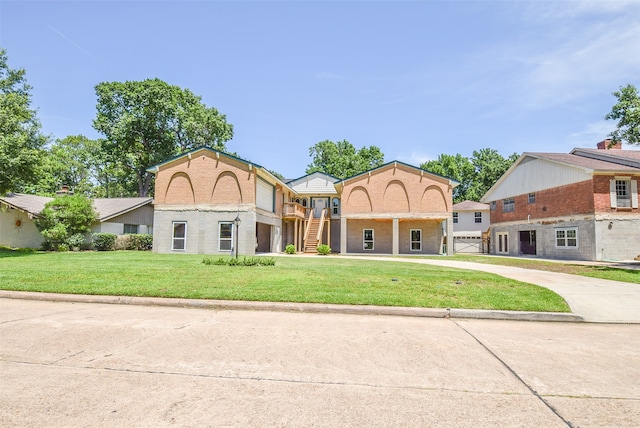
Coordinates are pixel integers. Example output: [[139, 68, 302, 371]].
[[519, 230, 536, 255], [312, 198, 327, 217]]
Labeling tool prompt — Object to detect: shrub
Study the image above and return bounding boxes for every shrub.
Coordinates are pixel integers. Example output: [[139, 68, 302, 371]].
[[202, 256, 276, 267], [317, 244, 331, 255], [67, 233, 86, 250], [36, 194, 97, 250], [129, 234, 153, 251], [285, 244, 296, 254], [114, 235, 131, 251], [92, 233, 117, 251]]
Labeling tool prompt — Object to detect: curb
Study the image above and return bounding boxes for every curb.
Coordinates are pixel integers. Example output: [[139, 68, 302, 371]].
[[0, 290, 584, 323]]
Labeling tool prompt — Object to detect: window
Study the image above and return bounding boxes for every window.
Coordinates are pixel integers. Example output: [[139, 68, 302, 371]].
[[490, 201, 496, 211], [301, 198, 308, 208], [219, 222, 233, 251], [555, 227, 578, 248], [616, 180, 631, 208], [453, 212, 459, 223], [503, 197, 515, 212], [528, 193, 536, 204], [123, 224, 139, 234], [410, 229, 421, 251], [363, 229, 374, 250], [332, 198, 340, 215], [172, 222, 187, 251], [474, 212, 482, 223], [496, 232, 508, 254]]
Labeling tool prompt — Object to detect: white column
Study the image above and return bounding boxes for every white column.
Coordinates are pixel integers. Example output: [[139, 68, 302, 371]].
[[392, 218, 399, 255], [340, 217, 347, 254], [446, 218, 454, 255]]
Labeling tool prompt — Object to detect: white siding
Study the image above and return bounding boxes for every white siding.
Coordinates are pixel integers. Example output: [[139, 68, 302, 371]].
[[485, 157, 591, 202], [256, 178, 275, 212], [288, 173, 338, 195], [453, 210, 490, 233]]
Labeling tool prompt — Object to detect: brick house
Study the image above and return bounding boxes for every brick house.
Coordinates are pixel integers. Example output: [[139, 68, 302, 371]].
[[148, 148, 458, 255], [481, 141, 640, 261]]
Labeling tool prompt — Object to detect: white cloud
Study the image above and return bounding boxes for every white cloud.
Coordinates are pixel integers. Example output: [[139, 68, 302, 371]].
[[395, 151, 433, 167], [568, 120, 616, 147]]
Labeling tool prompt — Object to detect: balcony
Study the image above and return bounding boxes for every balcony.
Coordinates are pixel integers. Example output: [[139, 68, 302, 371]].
[[283, 202, 307, 220]]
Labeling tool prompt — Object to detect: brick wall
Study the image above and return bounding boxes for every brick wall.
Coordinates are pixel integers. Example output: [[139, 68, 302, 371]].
[[490, 180, 595, 223], [154, 151, 256, 205], [342, 163, 452, 215]]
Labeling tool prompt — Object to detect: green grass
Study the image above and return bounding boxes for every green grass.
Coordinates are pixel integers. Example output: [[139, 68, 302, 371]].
[[0, 251, 569, 312], [432, 255, 640, 284]]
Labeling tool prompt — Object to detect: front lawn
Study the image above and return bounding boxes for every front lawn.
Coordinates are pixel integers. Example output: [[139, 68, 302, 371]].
[[0, 251, 569, 312]]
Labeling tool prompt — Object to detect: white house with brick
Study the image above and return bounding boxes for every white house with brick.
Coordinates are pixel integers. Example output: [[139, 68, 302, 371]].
[[481, 140, 640, 261], [148, 147, 458, 256]]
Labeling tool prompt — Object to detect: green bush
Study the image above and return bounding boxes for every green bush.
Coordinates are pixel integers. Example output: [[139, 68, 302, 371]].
[[67, 233, 86, 250], [202, 256, 276, 267], [285, 244, 296, 254], [129, 234, 153, 251], [92, 233, 117, 251], [317, 244, 331, 255], [36, 194, 97, 250]]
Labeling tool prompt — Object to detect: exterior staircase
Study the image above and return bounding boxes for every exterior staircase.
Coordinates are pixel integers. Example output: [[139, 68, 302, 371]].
[[304, 217, 322, 253]]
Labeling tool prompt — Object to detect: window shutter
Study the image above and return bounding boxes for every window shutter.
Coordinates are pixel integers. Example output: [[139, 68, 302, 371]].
[[632, 180, 639, 209], [610, 179, 617, 208]]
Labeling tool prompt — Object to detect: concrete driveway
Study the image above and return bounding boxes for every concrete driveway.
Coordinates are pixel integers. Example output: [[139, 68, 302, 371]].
[[1, 298, 639, 427], [341, 256, 640, 323]]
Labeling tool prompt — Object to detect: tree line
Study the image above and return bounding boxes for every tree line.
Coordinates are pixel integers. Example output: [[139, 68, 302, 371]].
[[2, 48, 638, 200]]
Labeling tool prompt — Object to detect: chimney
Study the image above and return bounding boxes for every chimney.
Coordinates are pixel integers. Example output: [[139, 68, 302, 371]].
[[55, 185, 74, 195], [597, 139, 622, 150]]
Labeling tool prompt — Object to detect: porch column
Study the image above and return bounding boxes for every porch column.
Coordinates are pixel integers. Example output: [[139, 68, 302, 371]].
[[293, 219, 299, 252], [446, 218, 454, 255], [340, 217, 347, 254], [392, 218, 399, 255]]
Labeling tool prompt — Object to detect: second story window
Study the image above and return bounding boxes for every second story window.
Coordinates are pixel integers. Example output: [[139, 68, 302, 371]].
[[528, 193, 536, 204], [503, 197, 515, 213], [332, 198, 340, 215], [616, 180, 631, 208], [474, 212, 482, 223], [452, 212, 458, 223]]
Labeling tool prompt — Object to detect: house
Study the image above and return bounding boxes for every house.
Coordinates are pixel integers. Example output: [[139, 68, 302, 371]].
[[148, 147, 458, 255], [0, 193, 153, 249], [451, 200, 490, 253], [481, 140, 640, 261]]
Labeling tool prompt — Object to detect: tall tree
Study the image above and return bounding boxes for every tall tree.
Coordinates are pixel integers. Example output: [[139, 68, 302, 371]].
[[605, 84, 640, 146], [93, 78, 233, 196], [0, 48, 47, 195], [421, 154, 475, 203], [306, 140, 384, 179], [421, 149, 518, 203]]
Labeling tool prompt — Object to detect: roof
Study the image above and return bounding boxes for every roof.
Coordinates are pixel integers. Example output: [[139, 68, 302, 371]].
[[0, 193, 152, 221], [92, 197, 153, 221], [528, 152, 640, 172], [452, 200, 490, 211]]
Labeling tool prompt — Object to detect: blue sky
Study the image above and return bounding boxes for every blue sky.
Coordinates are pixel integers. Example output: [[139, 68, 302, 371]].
[[1, 0, 639, 178]]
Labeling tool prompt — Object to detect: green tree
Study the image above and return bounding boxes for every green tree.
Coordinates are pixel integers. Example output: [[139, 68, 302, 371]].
[[605, 84, 640, 146], [421, 154, 475, 203], [306, 140, 384, 179], [421, 149, 518, 202], [93, 78, 234, 197], [0, 48, 47, 195], [36, 194, 97, 250]]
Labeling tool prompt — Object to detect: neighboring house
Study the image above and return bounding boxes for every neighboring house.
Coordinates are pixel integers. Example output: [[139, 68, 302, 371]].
[[0, 193, 153, 249], [148, 147, 458, 255], [451, 200, 490, 253], [481, 140, 640, 261]]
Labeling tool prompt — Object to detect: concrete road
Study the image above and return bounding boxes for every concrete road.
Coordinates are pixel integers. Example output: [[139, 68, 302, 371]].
[[1, 298, 639, 427]]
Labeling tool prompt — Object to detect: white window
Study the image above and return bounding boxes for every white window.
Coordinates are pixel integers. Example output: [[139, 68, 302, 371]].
[[172, 222, 187, 251], [503, 197, 514, 212], [363, 229, 374, 250], [496, 232, 508, 254], [555, 227, 578, 248], [610, 178, 638, 209], [410, 229, 421, 251], [528, 193, 536, 204], [490, 201, 496, 211], [474, 212, 482, 224], [332, 198, 340, 215], [219, 222, 233, 252], [453, 212, 458, 224], [123, 224, 138, 234]]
